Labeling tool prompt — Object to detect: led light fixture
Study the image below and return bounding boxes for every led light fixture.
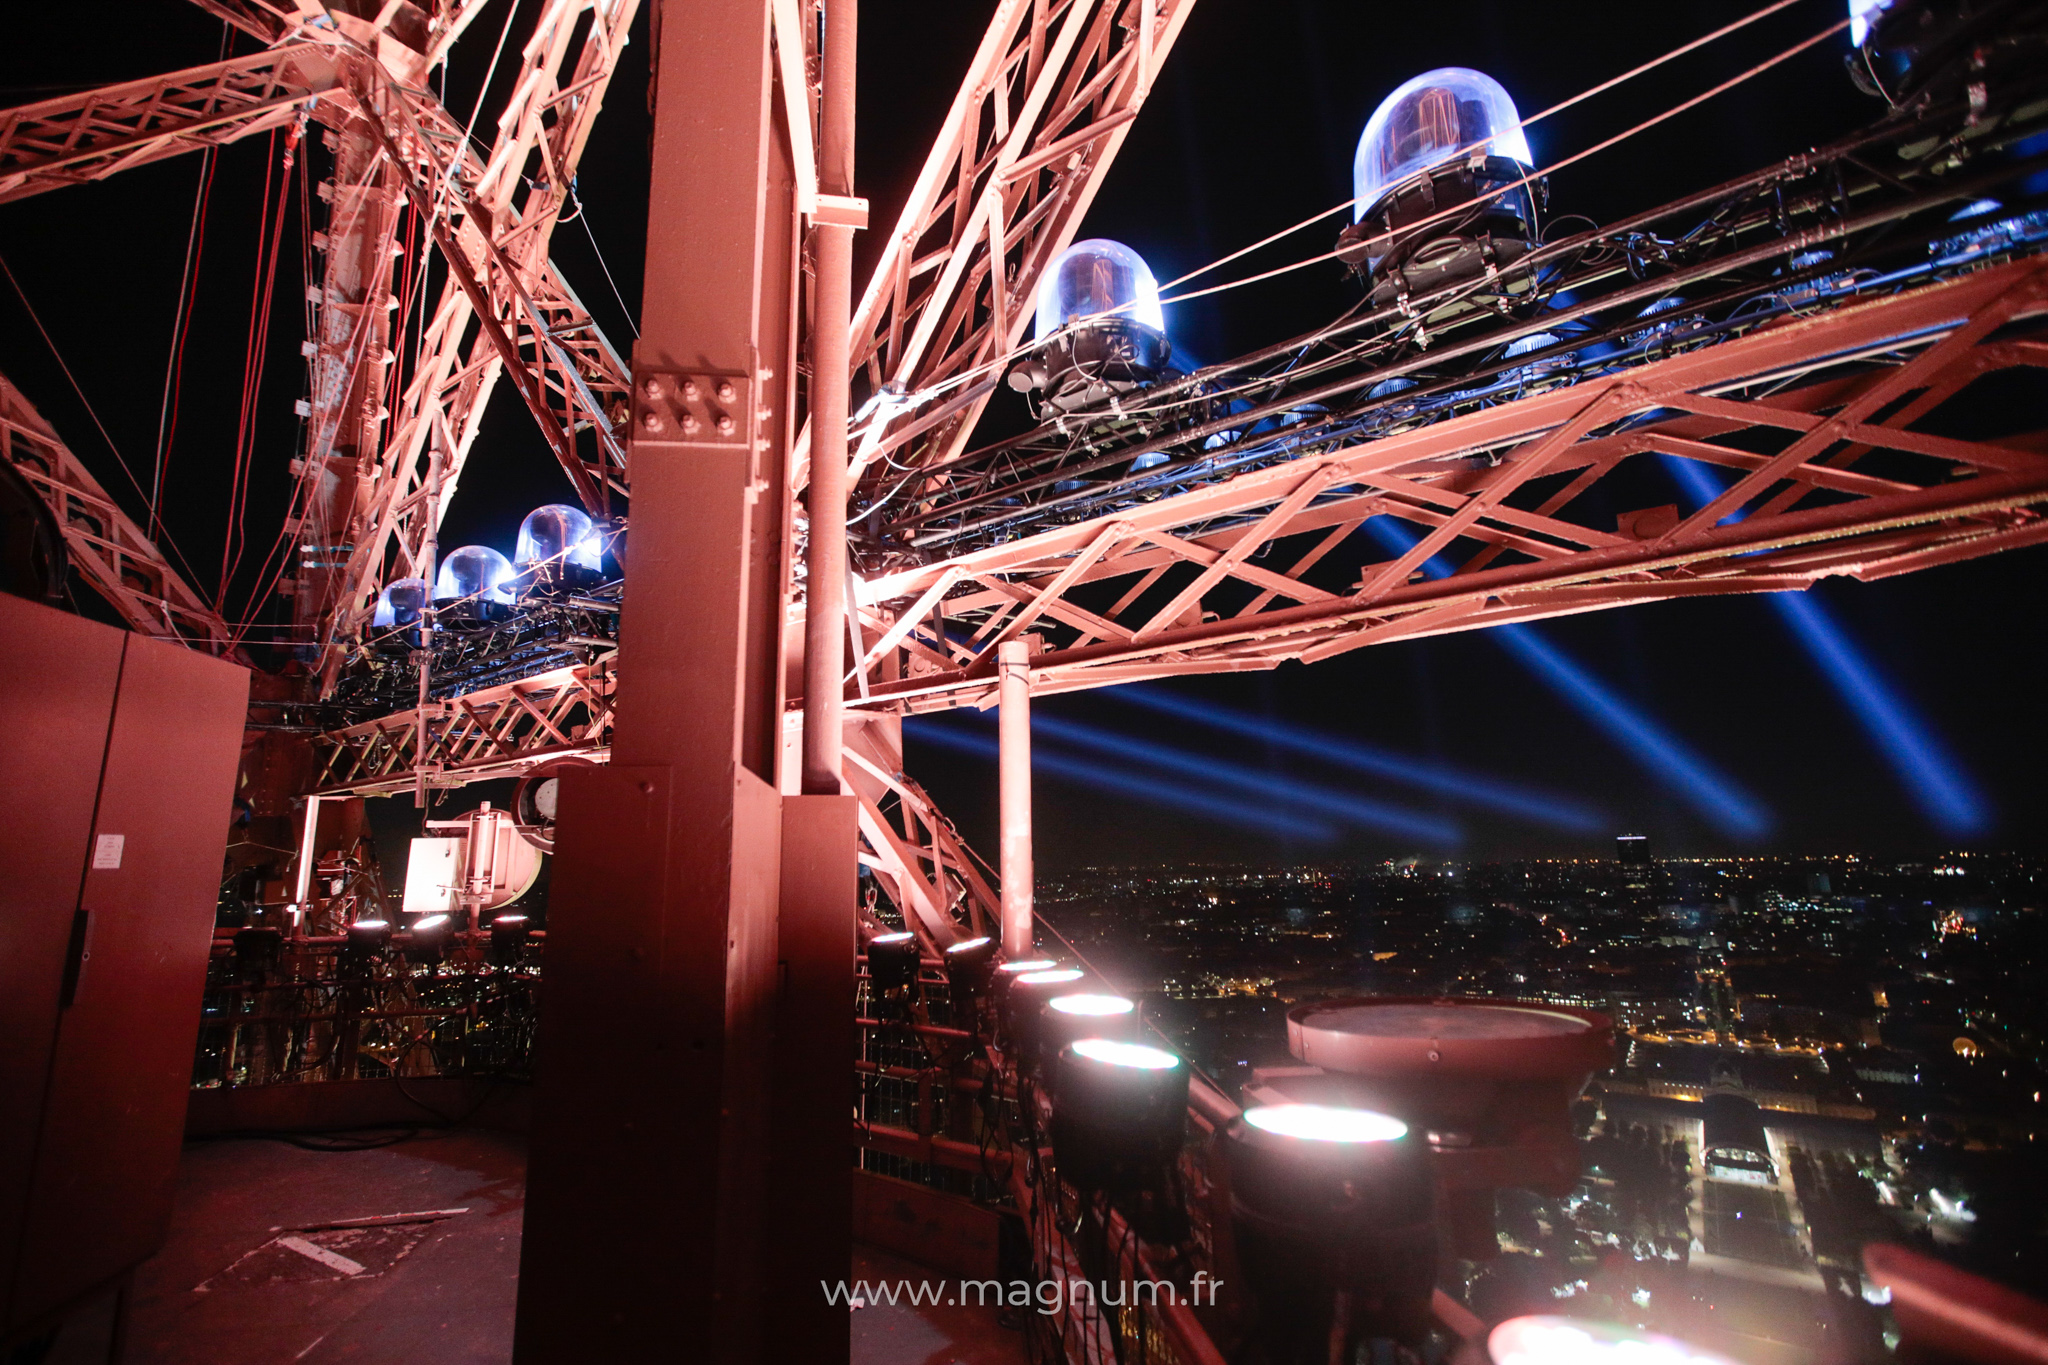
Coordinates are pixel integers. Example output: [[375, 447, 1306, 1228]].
[[1487, 1316, 1740, 1365], [489, 913, 530, 966], [1040, 992, 1138, 1070], [1225, 1101, 1438, 1354], [944, 935, 1000, 1030], [1051, 1038, 1189, 1194], [865, 931, 921, 999], [404, 912, 452, 965], [345, 918, 393, 955], [1000, 967, 1085, 1061]]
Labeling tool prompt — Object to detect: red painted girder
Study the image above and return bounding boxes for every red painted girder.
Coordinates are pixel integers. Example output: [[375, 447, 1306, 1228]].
[[0, 42, 344, 204], [0, 373, 240, 657]]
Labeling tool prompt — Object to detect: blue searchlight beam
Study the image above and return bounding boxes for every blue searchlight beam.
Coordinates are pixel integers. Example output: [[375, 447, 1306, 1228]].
[[1104, 685, 1606, 833], [908, 721, 1340, 843], [1659, 454, 1988, 838], [1362, 516, 1772, 840], [1026, 712, 1462, 846]]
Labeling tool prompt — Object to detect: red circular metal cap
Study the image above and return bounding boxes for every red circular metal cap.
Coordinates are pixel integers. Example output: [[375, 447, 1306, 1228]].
[[1288, 996, 1613, 1083]]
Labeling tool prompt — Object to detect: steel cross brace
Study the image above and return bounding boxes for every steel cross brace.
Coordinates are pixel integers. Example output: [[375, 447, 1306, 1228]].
[[835, 255, 2048, 711]]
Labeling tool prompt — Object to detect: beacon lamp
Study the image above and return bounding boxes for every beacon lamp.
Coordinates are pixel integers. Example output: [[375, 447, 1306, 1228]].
[[1224, 1103, 1438, 1353], [1487, 1317, 1740, 1365], [489, 913, 530, 966], [371, 576, 432, 649], [1000, 968, 1085, 1062], [1008, 239, 1173, 408], [514, 503, 606, 589], [433, 545, 518, 624], [943, 935, 1000, 1028], [1050, 1039, 1190, 1193], [1039, 993, 1138, 1070], [403, 912, 452, 965], [865, 931, 921, 998], [1337, 68, 1540, 303]]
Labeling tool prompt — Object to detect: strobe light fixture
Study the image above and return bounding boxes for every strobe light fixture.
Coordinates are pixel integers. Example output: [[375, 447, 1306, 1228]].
[[1051, 1039, 1190, 1194], [943, 935, 1000, 1031], [1225, 1103, 1438, 1358], [865, 931, 922, 1002], [1487, 1317, 1741, 1365], [489, 913, 531, 966], [514, 503, 606, 590]]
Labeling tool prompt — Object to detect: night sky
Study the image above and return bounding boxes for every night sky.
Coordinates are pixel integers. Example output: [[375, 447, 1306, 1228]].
[[3, 0, 2041, 870]]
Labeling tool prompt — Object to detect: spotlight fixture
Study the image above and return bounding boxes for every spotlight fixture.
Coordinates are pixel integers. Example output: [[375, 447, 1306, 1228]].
[[404, 912, 452, 965], [1039, 993, 1137, 1069], [1000, 967, 1083, 1059], [1050, 1039, 1190, 1194], [996, 958, 1058, 977], [1225, 1102, 1437, 1356], [1487, 1316, 1739, 1365], [943, 935, 1000, 1030], [344, 918, 393, 956], [489, 913, 530, 966], [865, 931, 921, 998]]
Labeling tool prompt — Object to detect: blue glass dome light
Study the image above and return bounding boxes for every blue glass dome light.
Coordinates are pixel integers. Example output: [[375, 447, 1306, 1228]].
[[1353, 68, 1532, 222], [434, 545, 517, 606], [515, 503, 605, 575], [1034, 239, 1166, 342], [372, 576, 430, 630]]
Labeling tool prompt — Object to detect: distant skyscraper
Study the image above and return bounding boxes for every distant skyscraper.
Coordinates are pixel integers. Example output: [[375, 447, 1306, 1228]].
[[1617, 833, 1651, 866]]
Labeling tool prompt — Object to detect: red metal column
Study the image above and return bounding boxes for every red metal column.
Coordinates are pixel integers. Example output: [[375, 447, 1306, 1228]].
[[800, 0, 857, 797], [512, 0, 808, 1359], [999, 638, 1034, 956]]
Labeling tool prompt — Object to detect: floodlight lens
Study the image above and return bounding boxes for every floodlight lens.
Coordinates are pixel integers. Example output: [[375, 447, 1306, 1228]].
[[870, 931, 914, 944], [1488, 1317, 1738, 1365], [413, 914, 449, 932], [355, 920, 389, 931], [1071, 1039, 1180, 1070], [1049, 994, 1134, 1017], [1018, 969, 1084, 986], [946, 935, 992, 954], [998, 958, 1058, 974], [1243, 1104, 1408, 1143]]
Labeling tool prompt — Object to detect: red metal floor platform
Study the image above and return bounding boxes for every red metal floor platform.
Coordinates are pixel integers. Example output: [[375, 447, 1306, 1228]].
[[33, 1122, 1023, 1365]]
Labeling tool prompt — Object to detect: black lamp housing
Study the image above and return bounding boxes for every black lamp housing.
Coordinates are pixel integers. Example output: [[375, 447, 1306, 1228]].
[[1050, 1039, 1190, 1195], [865, 931, 922, 998], [1224, 1104, 1439, 1357]]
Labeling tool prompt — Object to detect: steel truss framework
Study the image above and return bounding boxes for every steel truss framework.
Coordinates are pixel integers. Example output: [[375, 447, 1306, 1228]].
[[0, 374, 239, 654], [306, 251, 2048, 764], [844, 255, 2048, 711], [799, 0, 1194, 487], [0, 0, 637, 686]]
